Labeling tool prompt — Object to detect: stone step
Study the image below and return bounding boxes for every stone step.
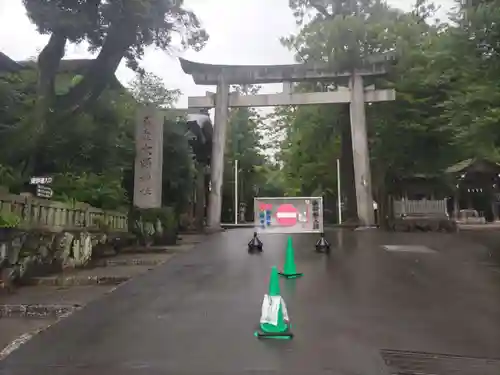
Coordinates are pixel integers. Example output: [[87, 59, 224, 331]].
[[118, 243, 195, 254], [0, 303, 80, 319], [23, 263, 156, 287], [0, 285, 112, 305], [93, 257, 166, 267], [26, 275, 132, 287], [178, 236, 206, 244]]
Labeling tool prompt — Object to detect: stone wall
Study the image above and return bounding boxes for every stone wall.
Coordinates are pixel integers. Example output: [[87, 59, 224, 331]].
[[0, 230, 130, 287], [0, 192, 132, 292], [0, 192, 128, 232], [0, 193, 187, 292], [0, 229, 135, 291], [130, 207, 178, 246]]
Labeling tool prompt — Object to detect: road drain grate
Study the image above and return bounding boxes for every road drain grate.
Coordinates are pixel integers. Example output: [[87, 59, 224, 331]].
[[380, 349, 500, 375]]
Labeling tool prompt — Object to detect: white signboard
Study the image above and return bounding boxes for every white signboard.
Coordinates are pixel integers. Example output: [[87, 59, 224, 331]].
[[254, 197, 324, 234], [30, 176, 53, 184], [36, 184, 53, 198], [133, 105, 164, 208]]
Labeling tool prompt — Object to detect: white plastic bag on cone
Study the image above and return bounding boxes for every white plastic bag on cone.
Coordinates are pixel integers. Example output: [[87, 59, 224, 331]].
[[260, 294, 289, 326]]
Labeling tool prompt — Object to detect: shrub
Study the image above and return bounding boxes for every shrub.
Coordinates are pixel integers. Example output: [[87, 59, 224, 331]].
[[0, 211, 21, 228]]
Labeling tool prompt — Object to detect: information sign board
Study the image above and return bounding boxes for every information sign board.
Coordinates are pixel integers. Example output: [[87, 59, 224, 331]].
[[253, 197, 324, 234], [36, 184, 53, 199]]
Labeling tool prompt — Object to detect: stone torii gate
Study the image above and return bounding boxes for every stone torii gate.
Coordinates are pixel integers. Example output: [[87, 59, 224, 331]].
[[179, 56, 396, 231]]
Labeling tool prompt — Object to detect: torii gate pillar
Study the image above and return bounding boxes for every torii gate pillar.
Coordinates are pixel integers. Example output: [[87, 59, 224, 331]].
[[207, 76, 230, 231]]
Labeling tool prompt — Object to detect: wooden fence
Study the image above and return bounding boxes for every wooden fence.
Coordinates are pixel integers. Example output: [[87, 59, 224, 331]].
[[0, 192, 128, 232], [393, 198, 448, 217]]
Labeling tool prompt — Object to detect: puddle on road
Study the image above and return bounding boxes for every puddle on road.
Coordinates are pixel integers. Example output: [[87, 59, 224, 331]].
[[382, 245, 437, 254]]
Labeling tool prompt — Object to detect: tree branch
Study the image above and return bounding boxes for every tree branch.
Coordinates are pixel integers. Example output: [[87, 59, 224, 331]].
[[309, 0, 332, 18], [36, 32, 67, 119], [56, 24, 135, 114]]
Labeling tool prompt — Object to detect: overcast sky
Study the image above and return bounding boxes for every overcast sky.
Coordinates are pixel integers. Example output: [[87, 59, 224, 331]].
[[0, 0, 454, 108]]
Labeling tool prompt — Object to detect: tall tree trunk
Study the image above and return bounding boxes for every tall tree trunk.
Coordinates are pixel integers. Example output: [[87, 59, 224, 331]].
[[340, 111, 358, 222], [372, 162, 388, 229], [26, 32, 67, 176], [27, 22, 135, 175], [194, 163, 206, 231]]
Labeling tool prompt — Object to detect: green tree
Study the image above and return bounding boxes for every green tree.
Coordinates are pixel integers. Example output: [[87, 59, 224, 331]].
[[269, 101, 340, 197], [0, 70, 38, 172], [129, 72, 181, 107], [0, 68, 136, 208], [20, 0, 208, 174], [434, 0, 500, 161], [161, 118, 196, 215], [221, 85, 267, 222], [275, 0, 464, 223]]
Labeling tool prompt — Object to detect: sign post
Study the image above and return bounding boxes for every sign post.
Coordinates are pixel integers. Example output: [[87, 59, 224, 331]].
[[249, 196, 329, 253], [30, 176, 54, 199], [234, 159, 238, 224], [29, 177, 53, 185], [337, 159, 342, 224], [253, 197, 324, 234], [36, 185, 53, 199]]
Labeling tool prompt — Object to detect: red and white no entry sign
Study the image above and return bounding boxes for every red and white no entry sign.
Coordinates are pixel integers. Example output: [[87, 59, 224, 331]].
[[276, 204, 298, 226]]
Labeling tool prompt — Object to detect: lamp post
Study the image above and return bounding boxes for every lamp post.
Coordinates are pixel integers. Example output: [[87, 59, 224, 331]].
[[234, 159, 238, 224], [232, 110, 241, 225], [337, 158, 342, 224]]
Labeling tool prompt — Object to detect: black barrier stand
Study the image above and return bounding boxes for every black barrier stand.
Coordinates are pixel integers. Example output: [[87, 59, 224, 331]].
[[248, 232, 263, 253], [315, 232, 330, 253]]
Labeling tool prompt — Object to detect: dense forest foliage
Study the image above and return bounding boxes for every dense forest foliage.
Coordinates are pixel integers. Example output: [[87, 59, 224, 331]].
[[0, 68, 190, 211], [0, 0, 208, 216], [2, 0, 500, 225], [263, 0, 500, 221]]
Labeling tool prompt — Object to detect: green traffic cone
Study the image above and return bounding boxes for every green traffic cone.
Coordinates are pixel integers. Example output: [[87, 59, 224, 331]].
[[278, 236, 303, 279], [254, 266, 293, 340], [268, 266, 281, 296]]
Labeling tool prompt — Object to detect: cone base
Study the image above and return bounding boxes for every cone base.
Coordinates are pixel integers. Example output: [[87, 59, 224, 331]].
[[315, 236, 330, 254], [315, 243, 330, 253], [278, 272, 303, 279], [315, 247, 330, 254], [248, 246, 263, 253], [254, 330, 293, 339]]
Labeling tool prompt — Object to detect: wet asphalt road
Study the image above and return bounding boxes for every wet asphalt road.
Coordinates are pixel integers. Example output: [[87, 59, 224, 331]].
[[1, 229, 500, 375]]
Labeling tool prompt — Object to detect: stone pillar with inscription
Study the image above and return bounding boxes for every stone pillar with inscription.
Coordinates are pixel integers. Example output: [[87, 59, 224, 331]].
[[133, 105, 164, 208]]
